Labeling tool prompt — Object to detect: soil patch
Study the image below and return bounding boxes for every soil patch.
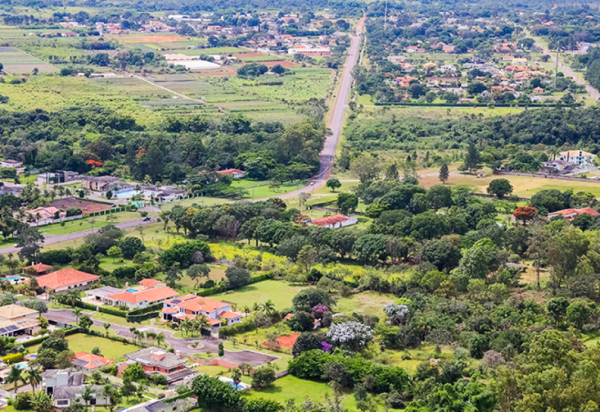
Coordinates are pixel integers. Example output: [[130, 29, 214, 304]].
[[50, 197, 113, 215], [264, 334, 300, 349]]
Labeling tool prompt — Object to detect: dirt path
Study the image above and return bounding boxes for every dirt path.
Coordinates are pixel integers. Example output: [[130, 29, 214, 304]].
[[252, 14, 366, 202], [132, 75, 207, 103]]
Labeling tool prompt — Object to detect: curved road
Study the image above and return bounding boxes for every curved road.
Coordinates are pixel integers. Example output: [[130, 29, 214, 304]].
[[253, 15, 366, 201]]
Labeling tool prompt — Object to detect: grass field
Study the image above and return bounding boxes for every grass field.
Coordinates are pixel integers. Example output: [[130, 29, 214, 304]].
[[336, 292, 396, 317], [0, 48, 57, 74], [39, 212, 143, 236], [28, 333, 141, 360], [209, 281, 308, 311]]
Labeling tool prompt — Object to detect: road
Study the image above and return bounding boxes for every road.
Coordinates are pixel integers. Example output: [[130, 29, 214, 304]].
[[44, 309, 278, 366], [534, 38, 600, 101], [253, 15, 366, 201], [0, 217, 157, 255]]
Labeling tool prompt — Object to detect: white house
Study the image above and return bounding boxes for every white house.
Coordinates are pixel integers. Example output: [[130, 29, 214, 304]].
[[0, 160, 25, 174], [42, 369, 110, 408], [559, 150, 596, 166], [216, 168, 245, 179], [544, 159, 571, 171], [105, 286, 178, 310], [162, 295, 243, 330]]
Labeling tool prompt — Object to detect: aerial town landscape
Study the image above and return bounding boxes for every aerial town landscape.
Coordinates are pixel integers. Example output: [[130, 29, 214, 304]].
[[1, 0, 600, 411]]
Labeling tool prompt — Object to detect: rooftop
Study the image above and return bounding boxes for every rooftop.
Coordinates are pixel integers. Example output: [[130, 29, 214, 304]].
[[22, 263, 53, 273], [73, 352, 113, 369], [125, 347, 187, 369], [85, 286, 124, 299], [310, 214, 349, 226], [0, 304, 39, 319], [139, 279, 164, 288], [108, 286, 178, 304], [37, 269, 99, 290]]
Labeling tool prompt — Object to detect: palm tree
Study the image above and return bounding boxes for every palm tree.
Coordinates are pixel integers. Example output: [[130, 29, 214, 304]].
[[156, 332, 165, 348], [6, 365, 23, 393], [66, 290, 82, 308], [243, 305, 250, 317], [180, 318, 193, 336], [549, 145, 561, 160], [263, 300, 276, 316], [252, 302, 261, 313], [103, 384, 121, 412], [81, 385, 93, 412], [31, 390, 52, 412], [129, 327, 137, 345], [72, 307, 83, 323], [28, 366, 42, 394], [196, 315, 209, 334]]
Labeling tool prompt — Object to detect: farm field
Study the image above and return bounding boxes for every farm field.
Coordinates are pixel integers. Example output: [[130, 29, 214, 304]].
[[0, 47, 57, 74]]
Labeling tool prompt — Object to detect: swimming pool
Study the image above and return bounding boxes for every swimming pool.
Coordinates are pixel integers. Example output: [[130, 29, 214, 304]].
[[15, 364, 27, 369], [126, 289, 138, 293]]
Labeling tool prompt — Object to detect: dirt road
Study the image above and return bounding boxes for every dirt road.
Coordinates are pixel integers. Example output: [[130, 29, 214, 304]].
[[253, 15, 366, 201], [534, 39, 600, 101]]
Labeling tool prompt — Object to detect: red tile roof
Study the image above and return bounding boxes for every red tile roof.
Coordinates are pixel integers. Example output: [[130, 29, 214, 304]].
[[108, 286, 178, 304], [139, 279, 162, 288], [23, 263, 53, 273], [310, 214, 348, 227], [219, 311, 240, 319], [74, 352, 113, 369], [37, 269, 99, 290], [549, 207, 599, 217], [217, 168, 244, 175], [162, 307, 179, 314]]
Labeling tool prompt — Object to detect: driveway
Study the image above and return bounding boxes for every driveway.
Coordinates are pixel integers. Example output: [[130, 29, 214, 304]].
[[44, 310, 278, 367]]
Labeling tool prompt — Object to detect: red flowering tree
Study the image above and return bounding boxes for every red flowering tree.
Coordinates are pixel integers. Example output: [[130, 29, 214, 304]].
[[514, 206, 537, 225]]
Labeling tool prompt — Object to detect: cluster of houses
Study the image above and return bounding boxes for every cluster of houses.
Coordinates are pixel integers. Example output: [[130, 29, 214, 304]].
[[81, 176, 186, 202], [544, 149, 597, 173]]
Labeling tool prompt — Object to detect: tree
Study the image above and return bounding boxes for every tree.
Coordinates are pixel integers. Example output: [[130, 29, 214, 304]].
[[292, 332, 325, 357], [122, 363, 146, 385], [463, 142, 481, 173], [78, 315, 93, 332], [16, 226, 44, 262], [327, 321, 374, 351], [120, 237, 146, 259], [337, 193, 358, 215], [225, 267, 251, 290], [326, 178, 342, 192], [31, 391, 52, 412], [27, 366, 42, 394], [81, 385, 94, 412], [383, 304, 409, 325], [166, 263, 183, 287], [7, 364, 24, 392], [297, 245, 318, 272], [439, 163, 449, 184], [251, 365, 277, 389], [548, 227, 589, 291], [191, 375, 241, 410], [292, 288, 336, 312], [350, 153, 380, 183], [426, 185, 453, 210], [187, 264, 211, 288], [242, 399, 282, 412], [513, 206, 536, 225], [566, 300, 590, 329], [385, 163, 399, 181], [547, 297, 569, 327], [422, 239, 462, 272], [218, 342, 224, 357], [527, 223, 549, 290], [107, 246, 122, 263], [487, 179, 514, 198]]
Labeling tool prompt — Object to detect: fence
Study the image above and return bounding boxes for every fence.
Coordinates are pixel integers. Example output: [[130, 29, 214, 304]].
[[493, 170, 600, 184]]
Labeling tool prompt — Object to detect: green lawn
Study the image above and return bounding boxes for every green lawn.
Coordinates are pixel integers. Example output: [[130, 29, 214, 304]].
[[336, 292, 397, 317], [92, 312, 151, 328], [28, 333, 141, 361], [209, 281, 308, 311], [39, 212, 143, 236]]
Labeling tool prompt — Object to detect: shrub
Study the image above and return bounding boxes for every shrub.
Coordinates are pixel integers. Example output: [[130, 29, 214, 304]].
[[39, 249, 71, 265], [159, 241, 213, 268], [3, 353, 23, 364], [13, 392, 32, 410]]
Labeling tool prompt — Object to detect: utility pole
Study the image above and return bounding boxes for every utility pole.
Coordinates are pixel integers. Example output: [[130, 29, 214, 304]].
[[554, 47, 560, 90], [384, 0, 388, 31]]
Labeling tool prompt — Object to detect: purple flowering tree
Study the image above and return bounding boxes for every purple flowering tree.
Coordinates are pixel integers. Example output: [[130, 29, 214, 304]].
[[321, 342, 333, 353], [311, 304, 330, 319]]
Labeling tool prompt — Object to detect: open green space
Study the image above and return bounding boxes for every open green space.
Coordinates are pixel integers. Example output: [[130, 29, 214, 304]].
[[28, 333, 141, 360], [39, 212, 143, 236], [209, 280, 308, 311], [336, 291, 397, 317]]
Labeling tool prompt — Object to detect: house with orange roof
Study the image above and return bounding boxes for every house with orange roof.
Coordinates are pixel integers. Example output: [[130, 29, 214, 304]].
[[162, 294, 243, 328], [442, 45, 455, 53], [73, 352, 113, 370], [547, 207, 599, 221], [216, 168, 245, 178], [138, 279, 165, 289], [308, 214, 358, 229], [106, 286, 178, 309], [37, 269, 100, 293], [22, 263, 53, 276]]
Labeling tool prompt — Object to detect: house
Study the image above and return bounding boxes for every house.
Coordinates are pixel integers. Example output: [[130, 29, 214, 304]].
[[548, 207, 599, 221], [118, 347, 196, 384], [0, 304, 40, 337], [61, 32, 79, 37], [142, 186, 186, 202], [139, 279, 165, 288], [0, 184, 24, 196], [42, 369, 109, 408], [502, 56, 514, 61], [37, 269, 100, 293], [82, 176, 121, 192], [22, 263, 53, 276], [533, 87, 544, 94], [123, 398, 192, 412], [216, 168, 245, 178], [406, 46, 418, 53], [439, 64, 457, 73], [544, 159, 571, 172], [559, 150, 596, 166], [387, 55, 405, 64], [442, 45, 455, 53], [162, 294, 242, 328], [308, 214, 358, 229], [73, 352, 113, 370], [106, 286, 178, 309], [84, 286, 125, 305], [512, 58, 527, 65], [0, 160, 25, 174], [288, 47, 331, 56], [22, 206, 65, 226]]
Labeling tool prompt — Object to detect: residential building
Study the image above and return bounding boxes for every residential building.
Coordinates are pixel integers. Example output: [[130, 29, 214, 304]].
[[533, 87, 544, 94], [22, 206, 64, 226], [42, 369, 109, 408], [0, 160, 25, 174], [142, 186, 187, 202], [217, 168, 245, 178], [37, 269, 100, 293], [387, 55, 405, 64], [544, 159, 571, 172], [0, 304, 40, 337], [22, 263, 53, 276], [73, 352, 113, 370], [123, 398, 192, 412], [162, 294, 242, 328], [84, 286, 125, 305], [559, 150, 596, 166], [106, 286, 178, 309], [0, 184, 23, 196], [119, 347, 196, 383], [308, 214, 358, 229], [288, 47, 331, 56], [82, 176, 122, 192], [442, 45, 455, 53], [139, 279, 165, 288], [547, 207, 600, 221]]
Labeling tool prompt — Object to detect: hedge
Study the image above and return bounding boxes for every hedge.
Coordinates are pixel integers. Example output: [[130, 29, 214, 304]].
[[2, 353, 23, 364], [219, 319, 255, 338], [129, 302, 163, 316], [21, 327, 80, 347], [127, 312, 160, 323], [75, 301, 128, 318]]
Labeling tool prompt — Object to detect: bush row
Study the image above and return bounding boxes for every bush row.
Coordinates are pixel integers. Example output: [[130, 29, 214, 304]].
[[127, 312, 160, 323], [75, 301, 129, 318], [2, 353, 23, 364], [198, 272, 275, 298], [129, 302, 163, 316], [21, 327, 80, 348]]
